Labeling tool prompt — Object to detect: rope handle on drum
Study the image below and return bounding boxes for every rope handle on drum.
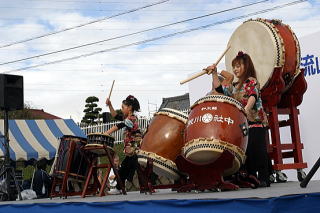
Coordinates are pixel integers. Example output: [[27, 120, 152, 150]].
[[180, 45, 231, 85]]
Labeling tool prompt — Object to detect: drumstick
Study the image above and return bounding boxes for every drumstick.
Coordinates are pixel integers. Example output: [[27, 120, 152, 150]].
[[180, 45, 231, 85], [108, 80, 115, 99]]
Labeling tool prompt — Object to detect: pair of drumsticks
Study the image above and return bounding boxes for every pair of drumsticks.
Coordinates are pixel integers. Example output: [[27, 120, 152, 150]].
[[108, 46, 231, 97]]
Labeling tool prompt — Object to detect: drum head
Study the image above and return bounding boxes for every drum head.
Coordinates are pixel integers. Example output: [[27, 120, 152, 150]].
[[87, 133, 115, 147], [183, 138, 245, 176], [225, 19, 282, 89], [155, 108, 188, 124], [187, 150, 220, 163], [137, 150, 180, 180]]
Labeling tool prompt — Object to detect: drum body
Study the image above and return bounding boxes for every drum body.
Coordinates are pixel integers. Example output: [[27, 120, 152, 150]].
[[137, 108, 188, 180], [87, 133, 115, 148], [183, 95, 248, 176], [55, 135, 88, 177], [225, 18, 300, 90]]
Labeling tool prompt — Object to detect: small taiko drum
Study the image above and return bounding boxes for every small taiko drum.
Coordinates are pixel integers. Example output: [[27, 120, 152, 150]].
[[225, 18, 301, 90], [85, 133, 115, 155], [183, 95, 248, 176], [137, 108, 188, 180], [87, 133, 115, 147]]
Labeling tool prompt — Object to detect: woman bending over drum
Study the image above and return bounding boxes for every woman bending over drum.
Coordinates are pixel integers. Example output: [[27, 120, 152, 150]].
[[104, 95, 142, 194], [206, 51, 271, 187]]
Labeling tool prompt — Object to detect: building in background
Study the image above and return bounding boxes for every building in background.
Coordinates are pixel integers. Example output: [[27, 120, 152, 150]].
[[28, 109, 61, 119], [159, 93, 190, 112]]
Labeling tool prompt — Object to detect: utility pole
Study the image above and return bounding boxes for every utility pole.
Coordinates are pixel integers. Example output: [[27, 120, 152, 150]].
[[147, 100, 157, 118]]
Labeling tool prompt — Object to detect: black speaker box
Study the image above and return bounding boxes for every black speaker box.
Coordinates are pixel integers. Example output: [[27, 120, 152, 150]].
[[0, 74, 24, 110]]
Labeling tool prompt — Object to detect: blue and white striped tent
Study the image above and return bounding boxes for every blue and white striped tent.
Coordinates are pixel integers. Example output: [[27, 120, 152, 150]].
[[0, 119, 86, 161]]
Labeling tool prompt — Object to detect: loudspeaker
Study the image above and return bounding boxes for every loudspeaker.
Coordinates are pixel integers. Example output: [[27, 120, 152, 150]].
[[0, 74, 24, 110]]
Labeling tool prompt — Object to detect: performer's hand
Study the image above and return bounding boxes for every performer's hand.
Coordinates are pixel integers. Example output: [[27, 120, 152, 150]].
[[106, 98, 112, 106], [124, 145, 134, 156], [206, 64, 217, 75]]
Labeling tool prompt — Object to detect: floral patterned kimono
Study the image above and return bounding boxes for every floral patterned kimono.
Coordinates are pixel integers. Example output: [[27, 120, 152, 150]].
[[222, 77, 268, 127], [114, 114, 141, 189], [115, 114, 142, 148], [221, 77, 271, 185]]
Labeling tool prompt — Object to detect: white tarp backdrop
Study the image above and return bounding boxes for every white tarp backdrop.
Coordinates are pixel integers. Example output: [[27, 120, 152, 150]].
[[188, 31, 320, 181]]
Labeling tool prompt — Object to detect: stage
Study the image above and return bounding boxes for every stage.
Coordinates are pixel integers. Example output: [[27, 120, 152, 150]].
[[0, 180, 319, 212]]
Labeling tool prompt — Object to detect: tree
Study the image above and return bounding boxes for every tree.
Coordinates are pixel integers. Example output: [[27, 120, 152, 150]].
[[0, 103, 39, 119], [81, 96, 102, 125]]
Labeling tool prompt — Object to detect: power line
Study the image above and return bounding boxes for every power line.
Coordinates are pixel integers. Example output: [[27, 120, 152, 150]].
[[0, 0, 268, 65], [28, 83, 188, 86], [0, 8, 277, 12], [2, 0, 305, 72], [0, 6, 272, 11], [0, 43, 227, 49], [1, 12, 318, 22], [0, 0, 170, 49], [21, 68, 203, 72], [26, 89, 187, 91], [2, 0, 307, 73], [3, 0, 241, 4]]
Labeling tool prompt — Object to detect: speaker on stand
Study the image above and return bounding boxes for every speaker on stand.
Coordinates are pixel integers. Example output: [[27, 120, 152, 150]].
[[0, 74, 23, 201]]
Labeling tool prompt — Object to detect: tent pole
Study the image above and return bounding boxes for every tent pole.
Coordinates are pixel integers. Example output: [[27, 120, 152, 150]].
[[0, 110, 22, 201]]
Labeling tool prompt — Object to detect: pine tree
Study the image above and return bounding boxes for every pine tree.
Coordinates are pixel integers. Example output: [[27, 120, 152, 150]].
[[81, 96, 102, 125]]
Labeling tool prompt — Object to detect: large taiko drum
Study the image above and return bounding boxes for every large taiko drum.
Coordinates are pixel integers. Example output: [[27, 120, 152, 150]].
[[137, 108, 188, 180], [225, 18, 300, 90], [54, 135, 89, 177], [183, 95, 248, 176]]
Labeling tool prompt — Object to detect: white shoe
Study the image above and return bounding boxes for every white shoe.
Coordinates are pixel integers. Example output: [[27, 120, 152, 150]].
[[107, 188, 121, 195]]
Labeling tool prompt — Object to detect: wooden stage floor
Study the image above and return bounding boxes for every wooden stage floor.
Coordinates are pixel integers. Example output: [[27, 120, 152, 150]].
[[1, 180, 319, 205]]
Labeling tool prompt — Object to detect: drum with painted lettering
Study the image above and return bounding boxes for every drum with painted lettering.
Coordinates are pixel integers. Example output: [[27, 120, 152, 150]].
[[183, 95, 248, 175], [137, 108, 188, 180]]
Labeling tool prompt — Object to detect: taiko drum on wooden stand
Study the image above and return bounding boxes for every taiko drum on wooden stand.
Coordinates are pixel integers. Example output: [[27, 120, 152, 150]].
[[183, 95, 249, 176], [137, 108, 188, 180]]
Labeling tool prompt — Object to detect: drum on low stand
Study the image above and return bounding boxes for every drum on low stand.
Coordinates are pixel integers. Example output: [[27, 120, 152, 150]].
[[225, 18, 301, 91], [81, 133, 126, 197], [85, 133, 115, 154], [51, 135, 89, 198], [54, 135, 88, 178], [183, 95, 248, 176], [137, 108, 188, 180]]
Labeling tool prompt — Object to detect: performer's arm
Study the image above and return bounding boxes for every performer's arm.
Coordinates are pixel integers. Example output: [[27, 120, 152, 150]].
[[206, 64, 234, 93], [220, 70, 234, 86], [105, 125, 119, 135], [106, 98, 117, 117], [245, 96, 256, 114], [244, 78, 259, 113]]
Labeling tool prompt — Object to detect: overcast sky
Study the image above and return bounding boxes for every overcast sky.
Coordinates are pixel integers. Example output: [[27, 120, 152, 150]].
[[0, 0, 319, 122]]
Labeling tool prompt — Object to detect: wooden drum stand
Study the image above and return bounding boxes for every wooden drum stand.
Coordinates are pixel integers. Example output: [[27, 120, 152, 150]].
[[138, 151, 243, 193], [261, 67, 308, 182]]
